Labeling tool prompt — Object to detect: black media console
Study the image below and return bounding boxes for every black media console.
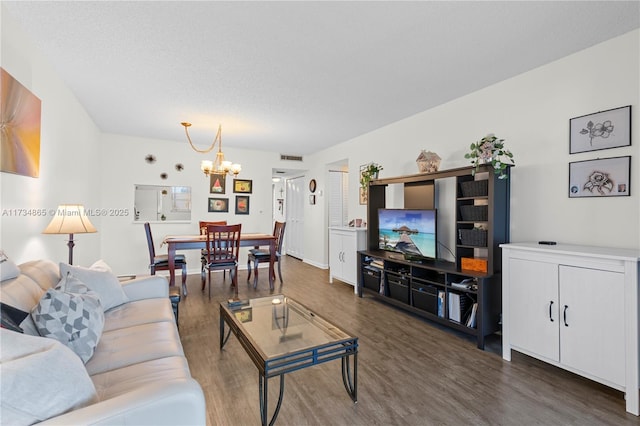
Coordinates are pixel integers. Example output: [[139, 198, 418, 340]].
[[357, 165, 511, 349]]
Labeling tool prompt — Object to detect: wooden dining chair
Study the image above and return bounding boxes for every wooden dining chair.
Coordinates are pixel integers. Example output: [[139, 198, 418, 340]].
[[202, 223, 242, 299], [199, 221, 227, 280], [247, 221, 286, 288], [144, 222, 188, 296]]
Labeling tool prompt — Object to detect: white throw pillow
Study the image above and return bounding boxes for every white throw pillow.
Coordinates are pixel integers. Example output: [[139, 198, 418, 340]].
[[0, 328, 97, 424], [60, 260, 128, 310], [32, 273, 105, 363], [0, 249, 20, 281]]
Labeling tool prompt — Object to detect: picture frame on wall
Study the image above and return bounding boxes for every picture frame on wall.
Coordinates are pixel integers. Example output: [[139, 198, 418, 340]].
[[569, 105, 631, 154], [233, 179, 252, 193], [235, 195, 250, 214], [569, 156, 630, 198], [208, 197, 229, 212], [359, 187, 368, 205], [210, 173, 226, 194], [309, 195, 316, 205], [0, 68, 42, 178]]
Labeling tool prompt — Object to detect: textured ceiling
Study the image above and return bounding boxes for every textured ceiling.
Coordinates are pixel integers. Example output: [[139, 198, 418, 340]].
[[4, 1, 639, 156]]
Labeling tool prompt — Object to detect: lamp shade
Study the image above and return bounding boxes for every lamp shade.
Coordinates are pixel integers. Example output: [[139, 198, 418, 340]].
[[43, 204, 97, 235]]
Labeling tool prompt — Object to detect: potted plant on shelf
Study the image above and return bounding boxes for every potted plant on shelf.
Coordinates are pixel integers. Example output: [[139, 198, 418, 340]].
[[465, 134, 514, 179], [360, 163, 383, 189]]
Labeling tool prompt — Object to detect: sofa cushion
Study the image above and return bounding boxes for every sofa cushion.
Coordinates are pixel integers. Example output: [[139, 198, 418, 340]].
[[60, 261, 128, 310], [91, 356, 191, 400], [32, 273, 105, 363], [85, 321, 183, 376], [19, 259, 61, 292], [0, 249, 20, 281], [0, 329, 97, 425], [103, 297, 175, 332], [0, 302, 29, 333]]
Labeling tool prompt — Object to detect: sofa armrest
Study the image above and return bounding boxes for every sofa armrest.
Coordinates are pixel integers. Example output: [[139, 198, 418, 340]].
[[120, 275, 169, 301], [39, 379, 206, 426]]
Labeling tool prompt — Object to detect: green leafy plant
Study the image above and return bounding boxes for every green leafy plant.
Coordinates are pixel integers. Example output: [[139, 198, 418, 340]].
[[464, 134, 514, 179], [360, 163, 383, 189]]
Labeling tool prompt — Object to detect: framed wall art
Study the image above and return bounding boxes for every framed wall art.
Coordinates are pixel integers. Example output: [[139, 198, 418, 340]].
[[309, 195, 316, 205], [210, 173, 226, 194], [235, 195, 250, 214], [359, 187, 368, 205], [569, 156, 630, 198], [208, 197, 229, 212], [233, 179, 252, 193], [1, 68, 42, 178], [570, 105, 631, 154]]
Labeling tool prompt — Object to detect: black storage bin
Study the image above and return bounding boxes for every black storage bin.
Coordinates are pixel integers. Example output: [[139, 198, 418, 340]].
[[460, 180, 488, 197], [459, 205, 488, 221], [362, 266, 381, 292], [411, 283, 438, 315], [458, 229, 488, 247], [386, 272, 410, 304]]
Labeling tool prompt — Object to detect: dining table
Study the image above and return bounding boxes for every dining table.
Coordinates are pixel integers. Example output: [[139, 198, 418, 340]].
[[162, 233, 277, 291]]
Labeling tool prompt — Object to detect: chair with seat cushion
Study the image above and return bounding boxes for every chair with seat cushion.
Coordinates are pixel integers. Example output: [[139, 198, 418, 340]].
[[202, 223, 242, 298], [144, 222, 188, 296], [247, 221, 286, 289], [199, 221, 227, 281]]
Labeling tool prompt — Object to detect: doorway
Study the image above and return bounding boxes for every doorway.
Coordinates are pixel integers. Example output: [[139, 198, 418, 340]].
[[285, 176, 305, 259]]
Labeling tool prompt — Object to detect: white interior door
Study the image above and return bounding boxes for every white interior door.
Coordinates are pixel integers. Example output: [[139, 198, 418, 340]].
[[285, 177, 305, 259], [328, 171, 348, 227]]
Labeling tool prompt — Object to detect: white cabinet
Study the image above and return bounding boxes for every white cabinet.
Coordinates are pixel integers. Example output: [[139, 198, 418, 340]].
[[502, 243, 640, 415], [329, 227, 367, 292]]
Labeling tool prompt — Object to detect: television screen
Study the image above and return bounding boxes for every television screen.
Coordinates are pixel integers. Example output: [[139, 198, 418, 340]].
[[378, 209, 437, 259]]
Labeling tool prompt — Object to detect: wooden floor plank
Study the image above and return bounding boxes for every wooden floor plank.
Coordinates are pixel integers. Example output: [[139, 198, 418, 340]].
[[178, 256, 638, 425]]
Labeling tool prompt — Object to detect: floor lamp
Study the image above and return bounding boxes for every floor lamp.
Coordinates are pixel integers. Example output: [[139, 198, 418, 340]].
[[43, 204, 97, 265]]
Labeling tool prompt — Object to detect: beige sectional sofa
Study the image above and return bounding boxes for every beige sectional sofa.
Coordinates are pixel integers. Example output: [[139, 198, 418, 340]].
[[0, 259, 205, 425]]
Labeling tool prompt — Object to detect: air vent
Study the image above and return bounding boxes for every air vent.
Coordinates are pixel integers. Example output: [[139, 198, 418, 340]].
[[280, 154, 303, 162]]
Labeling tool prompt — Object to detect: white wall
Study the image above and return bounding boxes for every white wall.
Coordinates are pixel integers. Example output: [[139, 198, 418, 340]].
[[98, 133, 294, 275], [2, 1, 638, 276], [308, 29, 640, 254], [0, 7, 102, 266]]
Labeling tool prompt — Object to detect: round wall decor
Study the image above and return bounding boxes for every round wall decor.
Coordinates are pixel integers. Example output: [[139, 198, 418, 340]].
[[309, 179, 317, 193]]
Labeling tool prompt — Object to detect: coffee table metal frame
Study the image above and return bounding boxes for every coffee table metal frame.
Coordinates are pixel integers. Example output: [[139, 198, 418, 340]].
[[219, 296, 358, 426]]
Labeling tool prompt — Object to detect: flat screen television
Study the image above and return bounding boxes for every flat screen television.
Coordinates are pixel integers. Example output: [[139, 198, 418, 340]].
[[378, 208, 437, 259]]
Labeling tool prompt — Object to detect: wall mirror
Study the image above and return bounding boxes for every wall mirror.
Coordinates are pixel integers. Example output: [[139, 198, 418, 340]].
[[134, 184, 191, 222]]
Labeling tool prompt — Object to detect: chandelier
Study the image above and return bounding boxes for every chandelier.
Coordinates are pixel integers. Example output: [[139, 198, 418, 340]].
[[181, 122, 242, 177]]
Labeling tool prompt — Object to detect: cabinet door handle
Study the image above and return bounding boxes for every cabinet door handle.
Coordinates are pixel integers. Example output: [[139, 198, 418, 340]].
[[549, 301, 554, 322], [563, 305, 569, 327]]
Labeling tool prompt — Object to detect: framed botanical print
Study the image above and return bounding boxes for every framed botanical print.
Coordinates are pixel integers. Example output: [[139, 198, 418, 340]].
[[235, 195, 250, 214], [569, 156, 630, 198], [210, 173, 226, 194], [233, 179, 252, 193], [570, 105, 631, 154], [208, 197, 229, 212]]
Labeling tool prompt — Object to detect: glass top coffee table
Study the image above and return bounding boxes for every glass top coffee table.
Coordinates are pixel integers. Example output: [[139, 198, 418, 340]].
[[219, 294, 358, 426]]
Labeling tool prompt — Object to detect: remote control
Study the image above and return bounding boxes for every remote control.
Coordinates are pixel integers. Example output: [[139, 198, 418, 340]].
[[538, 241, 557, 245]]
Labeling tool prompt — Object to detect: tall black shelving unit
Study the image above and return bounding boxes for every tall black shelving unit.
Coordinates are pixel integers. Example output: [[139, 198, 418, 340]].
[[358, 164, 511, 349]]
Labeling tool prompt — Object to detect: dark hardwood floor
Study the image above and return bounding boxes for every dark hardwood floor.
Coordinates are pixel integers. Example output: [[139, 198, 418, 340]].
[[177, 255, 639, 426]]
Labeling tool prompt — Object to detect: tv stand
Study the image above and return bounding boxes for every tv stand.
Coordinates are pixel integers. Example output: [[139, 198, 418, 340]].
[[358, 165, 511, 350]]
